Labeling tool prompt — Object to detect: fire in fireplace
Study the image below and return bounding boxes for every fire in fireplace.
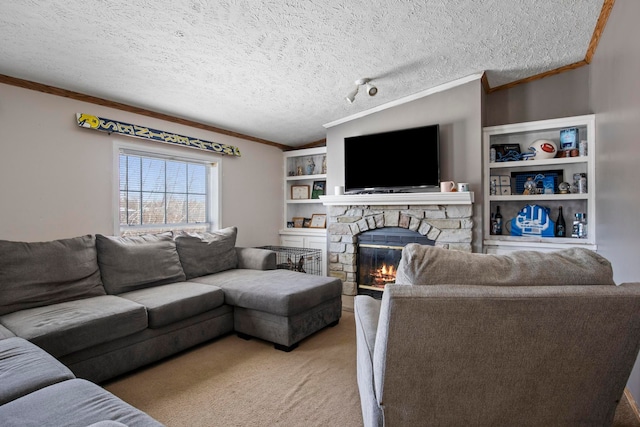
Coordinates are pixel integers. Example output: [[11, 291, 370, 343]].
[[371, 263, 396, 287], [357, 227, 434, 297], [358, 246, 402, 291]]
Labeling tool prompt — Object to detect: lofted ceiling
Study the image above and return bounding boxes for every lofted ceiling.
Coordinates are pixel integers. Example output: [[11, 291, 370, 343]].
[[0, 1, 609, 148]]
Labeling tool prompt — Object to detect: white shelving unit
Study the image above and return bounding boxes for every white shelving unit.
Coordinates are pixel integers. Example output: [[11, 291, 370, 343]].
[[280, 147, 327, 275], [483, 114, 596, 254]]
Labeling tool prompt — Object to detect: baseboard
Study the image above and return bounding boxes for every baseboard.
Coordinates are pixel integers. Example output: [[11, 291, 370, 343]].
[[625, 387, 640, 421], [341, 295, 354, 312]]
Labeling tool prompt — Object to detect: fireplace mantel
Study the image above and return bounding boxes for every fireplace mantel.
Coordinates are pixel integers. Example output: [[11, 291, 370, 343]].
[[320, 191, 474, 206]]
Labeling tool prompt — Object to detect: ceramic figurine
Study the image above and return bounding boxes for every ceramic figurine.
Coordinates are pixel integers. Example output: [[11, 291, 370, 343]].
[[306, 158, 315, 175]]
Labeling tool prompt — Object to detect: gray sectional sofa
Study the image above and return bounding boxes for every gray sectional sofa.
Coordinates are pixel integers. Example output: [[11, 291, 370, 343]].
[[0, 337, 163, 426], [0, 226, 342, 384]]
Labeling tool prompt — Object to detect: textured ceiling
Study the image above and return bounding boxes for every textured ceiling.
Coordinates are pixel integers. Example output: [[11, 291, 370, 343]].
[[0, 1, 604, 147]]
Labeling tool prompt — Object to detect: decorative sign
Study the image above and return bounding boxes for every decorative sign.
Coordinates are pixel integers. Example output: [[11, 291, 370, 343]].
[[76, 113, 241, 157]]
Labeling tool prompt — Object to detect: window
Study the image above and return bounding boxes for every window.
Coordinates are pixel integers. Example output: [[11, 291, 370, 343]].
[[117, 147, 218, 236]]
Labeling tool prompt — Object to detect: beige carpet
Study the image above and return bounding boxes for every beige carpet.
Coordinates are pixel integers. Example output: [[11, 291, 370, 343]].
[[105, 310, 640, 427], [104, 312, 362, 427]]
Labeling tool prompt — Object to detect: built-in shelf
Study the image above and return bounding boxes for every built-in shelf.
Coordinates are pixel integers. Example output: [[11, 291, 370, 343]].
[[483, 114, 596, 254], [281, 147, 328, 276], [286, 173, 327, 181], [488, 156, 587, 169], [279, 228, 327, 236], [488, 194, 588, 202]]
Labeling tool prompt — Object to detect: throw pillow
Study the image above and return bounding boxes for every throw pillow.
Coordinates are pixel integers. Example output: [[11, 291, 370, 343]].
[[395, 244, 615, 286], [96, 232, 186, 294], [174, 226, 238, 279], [0, 235, 106, 316]]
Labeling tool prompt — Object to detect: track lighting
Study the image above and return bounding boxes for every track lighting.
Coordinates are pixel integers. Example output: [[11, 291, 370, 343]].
[[345, 78, 377, 103], [345, 86, 359, 104], [365, 82, 378, 96]]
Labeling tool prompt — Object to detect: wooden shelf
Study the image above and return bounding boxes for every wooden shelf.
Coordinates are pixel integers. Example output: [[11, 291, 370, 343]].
[[489, 156, 587, 169]]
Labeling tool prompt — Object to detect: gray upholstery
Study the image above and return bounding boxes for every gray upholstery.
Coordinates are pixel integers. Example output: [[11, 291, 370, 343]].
[[61, 305, 234, 384], [0, 324, 15, 339], [356, 246, 640, 427], [87, 422, 129, 427], [190, 268, 342, 347], [0, 235, 105, 316], [236, 247, 277, 270], [119, 282, 225, 328], [96, 233, 186, 294], [233, 296, 342, 347], [0, 378, 163, 427], [190, 268, 343, 316], [0, 296, 148, 358], [0, 337, 75, 405], [396, 244, 616, 286], [174, 226, 239, 279], [354, 296, 382, 427]]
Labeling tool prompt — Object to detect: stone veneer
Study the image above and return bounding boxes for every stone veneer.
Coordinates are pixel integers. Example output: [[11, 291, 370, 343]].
[[325, 200, 473, 296]]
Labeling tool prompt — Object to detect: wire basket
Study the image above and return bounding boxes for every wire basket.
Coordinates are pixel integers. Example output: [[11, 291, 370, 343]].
[[256, 246, 322, 276]]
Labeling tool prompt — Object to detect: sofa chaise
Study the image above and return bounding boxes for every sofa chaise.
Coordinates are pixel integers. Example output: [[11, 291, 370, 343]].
[[355, 244, 640, 426], [0, 226, 342, 384]]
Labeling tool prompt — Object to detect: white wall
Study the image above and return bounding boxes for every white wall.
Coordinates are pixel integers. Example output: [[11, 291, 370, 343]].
[[0, 83, 284, 247], [485, 66, 591, 128], [325, 80, 484, 251]]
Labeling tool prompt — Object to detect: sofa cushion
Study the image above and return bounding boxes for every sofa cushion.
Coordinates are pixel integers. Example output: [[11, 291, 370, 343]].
[[0, 235, 106, 316], [119, 282, 226, 328], [190, 269, 343, 317], [0, 324, 16, 339], [0, 296, 148, 358], [0, 378, 163, 427], [174, 226, 238, 279], [395, 244, 616, 286], [96, 232, 186, 294], [0, 337, 75, 405]]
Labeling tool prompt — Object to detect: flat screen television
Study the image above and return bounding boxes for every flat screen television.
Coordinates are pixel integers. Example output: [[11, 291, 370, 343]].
[[344, 124, 440, 193]]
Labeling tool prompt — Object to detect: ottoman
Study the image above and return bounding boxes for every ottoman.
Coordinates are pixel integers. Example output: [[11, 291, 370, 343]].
[[190, 268, 343, 350]]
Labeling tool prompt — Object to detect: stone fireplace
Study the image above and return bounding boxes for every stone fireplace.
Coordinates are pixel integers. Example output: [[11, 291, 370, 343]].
[[321, 192, 474, 296]]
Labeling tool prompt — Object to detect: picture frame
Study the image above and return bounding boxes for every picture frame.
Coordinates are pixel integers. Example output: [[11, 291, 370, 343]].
[[311, 180, 326, 199], [309, 213, 327, 229], [303, 218, 312, 228], [291, 185, 310, 200], [292, 217, 305, 228]]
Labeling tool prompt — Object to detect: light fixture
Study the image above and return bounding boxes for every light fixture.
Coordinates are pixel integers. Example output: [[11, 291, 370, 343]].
[[345, 86, 359, 103], [345, 78, 377, 103]]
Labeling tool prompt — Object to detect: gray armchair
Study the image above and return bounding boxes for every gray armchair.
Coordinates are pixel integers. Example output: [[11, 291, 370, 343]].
[[355, 245, 640, 426]]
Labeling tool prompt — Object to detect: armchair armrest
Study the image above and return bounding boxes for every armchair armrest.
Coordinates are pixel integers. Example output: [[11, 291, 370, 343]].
[[235, 247, 276, 270], [354, 295, 383, 427], [355, 296, 381, 360]]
